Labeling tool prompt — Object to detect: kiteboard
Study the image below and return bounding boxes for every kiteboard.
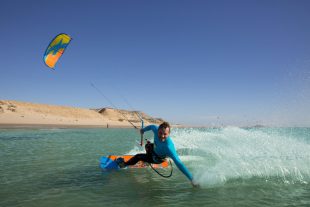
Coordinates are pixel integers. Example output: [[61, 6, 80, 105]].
[[100, 155, 169, 170]]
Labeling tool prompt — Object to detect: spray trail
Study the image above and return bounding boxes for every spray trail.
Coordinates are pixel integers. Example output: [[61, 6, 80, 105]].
[[172, 127, 310, 186]]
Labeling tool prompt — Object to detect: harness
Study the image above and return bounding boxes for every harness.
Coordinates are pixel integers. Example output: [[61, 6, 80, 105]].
[[145, 141, 173, 178]]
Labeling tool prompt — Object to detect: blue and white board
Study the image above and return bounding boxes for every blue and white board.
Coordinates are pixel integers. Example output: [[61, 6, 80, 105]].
[[100, 156, 120, 170]]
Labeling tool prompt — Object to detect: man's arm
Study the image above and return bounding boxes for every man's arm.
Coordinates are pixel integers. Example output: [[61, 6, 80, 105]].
[[140, 125, 157, 135], [169, 151, 199, 187], [169, 149, 193, 181]]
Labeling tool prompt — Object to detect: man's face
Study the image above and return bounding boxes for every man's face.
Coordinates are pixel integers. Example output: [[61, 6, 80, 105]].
[[158, 127, 170, 141]]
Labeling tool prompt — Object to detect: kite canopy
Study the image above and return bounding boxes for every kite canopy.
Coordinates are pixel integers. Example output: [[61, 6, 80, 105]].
[[43, 33, 72, 69]]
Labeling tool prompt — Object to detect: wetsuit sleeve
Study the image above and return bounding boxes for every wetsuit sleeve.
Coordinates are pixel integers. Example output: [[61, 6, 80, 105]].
[[168, 147, 193, 181], [141, 125, 157, 134]]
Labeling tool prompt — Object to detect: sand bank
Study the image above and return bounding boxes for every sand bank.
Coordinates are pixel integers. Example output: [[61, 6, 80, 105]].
[[0, 100, 164, 129]]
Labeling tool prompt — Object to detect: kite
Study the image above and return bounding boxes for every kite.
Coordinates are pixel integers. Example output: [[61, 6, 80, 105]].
[[43, 33, 72, 69]]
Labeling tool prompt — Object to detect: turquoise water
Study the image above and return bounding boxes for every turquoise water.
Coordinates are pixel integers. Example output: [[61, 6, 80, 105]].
[[1, 127, 310, 206]]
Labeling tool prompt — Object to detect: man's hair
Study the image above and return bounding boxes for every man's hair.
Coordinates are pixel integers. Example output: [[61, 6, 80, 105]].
[[159, 122, 171, 131]]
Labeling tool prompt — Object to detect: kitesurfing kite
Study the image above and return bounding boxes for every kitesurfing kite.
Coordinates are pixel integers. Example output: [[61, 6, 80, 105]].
[[43, 33, 72, 69]]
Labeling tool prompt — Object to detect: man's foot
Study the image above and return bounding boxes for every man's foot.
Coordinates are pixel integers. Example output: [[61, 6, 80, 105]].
[[115, 157, 126, 168]]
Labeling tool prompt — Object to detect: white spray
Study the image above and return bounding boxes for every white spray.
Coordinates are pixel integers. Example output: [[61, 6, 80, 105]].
[[172, 127, 310, 186]]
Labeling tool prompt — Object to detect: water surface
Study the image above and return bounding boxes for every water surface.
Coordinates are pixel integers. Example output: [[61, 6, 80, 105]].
[[1, 127, 309, 206]]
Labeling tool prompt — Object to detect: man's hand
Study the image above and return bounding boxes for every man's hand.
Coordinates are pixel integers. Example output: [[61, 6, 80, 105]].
[[191, 180, 200, 188]]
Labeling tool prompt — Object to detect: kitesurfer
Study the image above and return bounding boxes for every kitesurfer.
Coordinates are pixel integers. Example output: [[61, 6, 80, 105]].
[[116, 122, 198, 187]]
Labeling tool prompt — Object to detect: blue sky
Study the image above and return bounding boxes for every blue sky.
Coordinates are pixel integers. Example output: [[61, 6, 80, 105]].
[[1, 0, 310, 126]]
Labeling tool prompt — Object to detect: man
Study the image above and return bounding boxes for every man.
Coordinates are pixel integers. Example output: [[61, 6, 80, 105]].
[[116, 122, 198, 187]]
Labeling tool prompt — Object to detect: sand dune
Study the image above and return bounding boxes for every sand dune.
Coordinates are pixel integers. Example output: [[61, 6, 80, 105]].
[[97, 108, 164, 124], [0, 100, 164, 128]]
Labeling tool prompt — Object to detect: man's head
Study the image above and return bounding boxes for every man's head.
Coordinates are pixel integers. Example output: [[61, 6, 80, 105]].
[[158, 122, 171, 141]]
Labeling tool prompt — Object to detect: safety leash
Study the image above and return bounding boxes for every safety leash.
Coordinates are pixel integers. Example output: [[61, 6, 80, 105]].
[[149, 159, 173, 178]]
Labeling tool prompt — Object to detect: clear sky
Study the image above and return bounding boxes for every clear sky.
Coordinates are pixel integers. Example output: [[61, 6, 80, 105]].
[[1, 0, 310, 127]]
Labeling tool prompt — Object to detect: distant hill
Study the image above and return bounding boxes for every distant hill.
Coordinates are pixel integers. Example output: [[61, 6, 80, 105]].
[[0, 100, 165, 128], [94, 108, 165, 124]]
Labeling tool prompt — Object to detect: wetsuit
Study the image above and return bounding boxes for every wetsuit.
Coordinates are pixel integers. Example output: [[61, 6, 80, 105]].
[[125, 125, 193, 181]]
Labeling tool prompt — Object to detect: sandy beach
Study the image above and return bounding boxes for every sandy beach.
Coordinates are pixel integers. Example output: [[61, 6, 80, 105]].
[[0, 100, 164, 129]]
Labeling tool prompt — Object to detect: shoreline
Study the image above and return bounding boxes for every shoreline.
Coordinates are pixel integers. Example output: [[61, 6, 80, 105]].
[[0, 123, 186, 129], [0, 123, 136, 129], [1, 123, 308, 130]]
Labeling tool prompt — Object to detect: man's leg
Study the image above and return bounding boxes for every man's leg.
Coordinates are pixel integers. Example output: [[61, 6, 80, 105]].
[[125, 153, 152, 166]]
